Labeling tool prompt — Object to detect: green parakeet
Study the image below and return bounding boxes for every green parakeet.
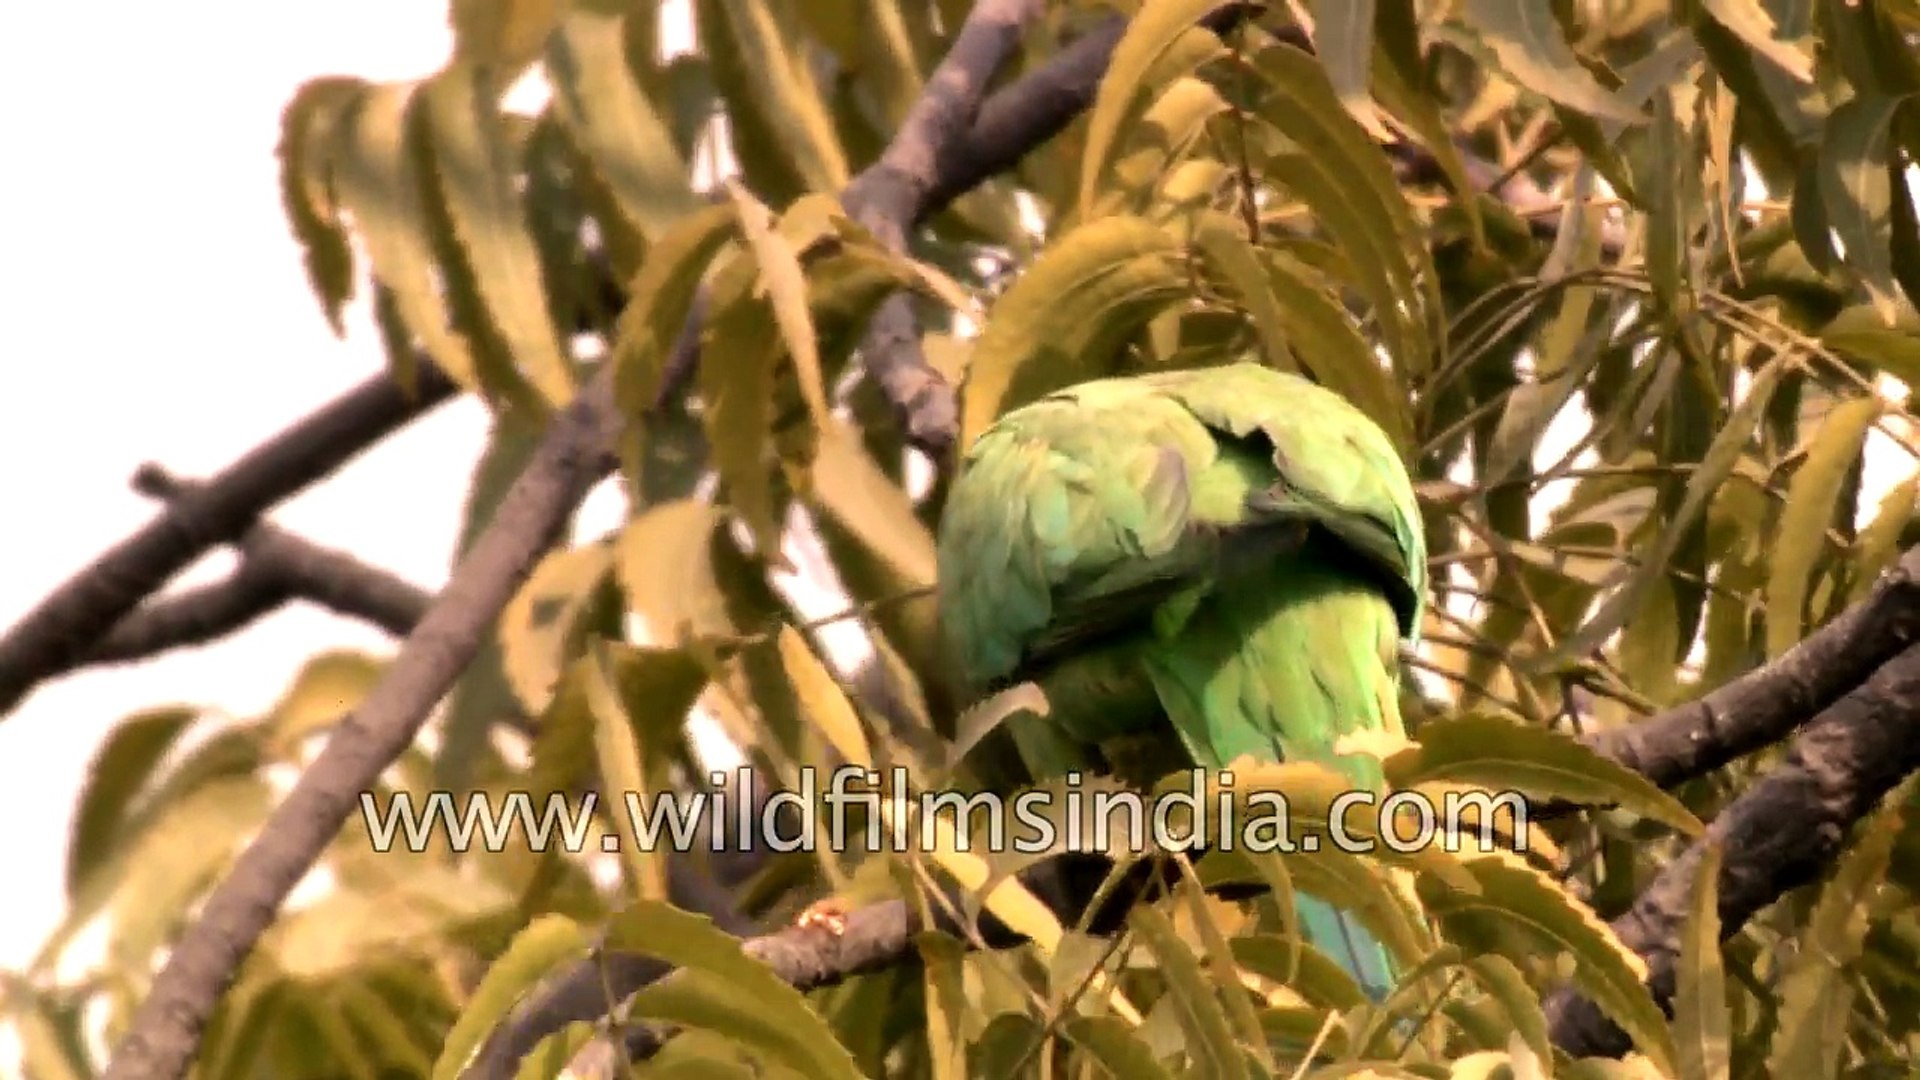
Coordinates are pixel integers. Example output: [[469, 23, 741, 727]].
[[935, 361, 1426, 999]]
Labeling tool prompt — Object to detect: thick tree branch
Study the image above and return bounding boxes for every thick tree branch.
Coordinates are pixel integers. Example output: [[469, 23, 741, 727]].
[[842, 0, 1046, 460], [0, 363, 458, 715], [1546, 640, 1920, 1058], [100, 373, 624, 1080]]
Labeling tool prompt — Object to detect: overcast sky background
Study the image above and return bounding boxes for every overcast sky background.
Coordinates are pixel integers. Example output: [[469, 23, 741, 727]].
[[0, 3, 512, 976]]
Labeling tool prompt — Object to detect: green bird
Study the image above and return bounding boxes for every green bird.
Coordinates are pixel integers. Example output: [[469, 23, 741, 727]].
[[935, 361, 1426, 999]]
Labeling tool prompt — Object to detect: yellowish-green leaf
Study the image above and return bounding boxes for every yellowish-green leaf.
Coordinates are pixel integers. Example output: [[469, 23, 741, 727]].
[[1767, 394, 1880, 657], [1251, 44, 1435, 376], [1130, 905, 1252, 1080], [1547, 357, 1786, 670], [1820, 304, 1920, 387], [728, 181, 832, 428], [1313, 0, 1388, 138], [1383, 714, 1703, 836], [714, 0, 849, 192], [263, 650, 386, 757], [1061, 1014, 1177, 1079], [616, 498, 736, 647], [806, 418, 937, 586], [500, 539, 617, 715], [1673, 843, 1730, 1080], [1700, 0, 1813, 82], [960, 215, 1186, 447], [604, 901, 864, 1080], [1460, 0, 1647, 123], [278, 77, 364, 335], [331, 81, 485, 393], [432, 914, 591, 1080], [777, 625, 873, 770], [919, 932, 969, 1080], [420, 65, 576, 408], [1817, 92, 1918, 325], [610, 202, 740, 414], [6, 986, 88, 1080], [1078, 0, 1230, 220], [699, 253, 787, 557], [1765, 773, 1919, 1079], [546, 8, 699, 241], [1189, 211, 1297, 374], [66, 706, 197, 899], [1851, 473, 1917, 604], [1470, 954, 1554, 1067], [582, 640, 663, 900], [1105, 77, 1229, 215], [450, 0, 562, 75], [1419, 851, 1676, 1077]]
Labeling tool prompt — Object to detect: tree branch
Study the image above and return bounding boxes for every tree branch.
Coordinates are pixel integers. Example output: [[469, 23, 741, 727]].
[[0, 363, 458, 715], [73, 466, 434, 668], [1573, 544, 1920, 795], [1546, 640, 1920, 1058], [841, 0, 1047, 461], [100, 373, 623, 1080]]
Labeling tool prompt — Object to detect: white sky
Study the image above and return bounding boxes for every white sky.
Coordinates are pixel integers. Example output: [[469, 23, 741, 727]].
[[0, 3, 492, 975]]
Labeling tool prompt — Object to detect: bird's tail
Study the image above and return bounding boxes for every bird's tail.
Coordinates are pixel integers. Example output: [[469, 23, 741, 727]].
[[1294, 891, 1397, 1001]]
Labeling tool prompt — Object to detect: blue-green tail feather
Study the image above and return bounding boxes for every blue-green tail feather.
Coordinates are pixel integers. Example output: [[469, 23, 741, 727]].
[[1295, 893, 1396, 1002]]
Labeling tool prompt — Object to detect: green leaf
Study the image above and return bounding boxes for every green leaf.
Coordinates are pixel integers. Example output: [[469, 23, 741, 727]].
[[959, 215, 1186, 447], [604, 901, 864, 1080], [778, 624, 874, 770], [806, 418, 938, 586], [1419, 853, 1678, 1077], [615, 498, 736, 646], [419, 64, 576, 409], [277, 77, 364, 335], [1078, 0, 1229, 221], [1673, 843, 1731, 1080], [545, 7, 699, 241], [66, 706, 197, 899], [449, 0, 561, 75], [1460, 0, 1647, 123], [1312, 0, 1386, 137], [1383, 714, 1705, 836], [1767, 394, 1880, 657], [1817, 92, 1918, 324], [331, 81, 486, 394], [1061, 1014, 1179, 1080], [1251, 43, 1436, 376], [432, 915, 591, 1080], [713, 0, 849, 193], [499, 539, 617, 715], [1129, 905, 1252, 1080]]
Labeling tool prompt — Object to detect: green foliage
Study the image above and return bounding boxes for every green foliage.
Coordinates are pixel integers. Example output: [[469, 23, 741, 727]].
[[11, 0, 1920, 1078]]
